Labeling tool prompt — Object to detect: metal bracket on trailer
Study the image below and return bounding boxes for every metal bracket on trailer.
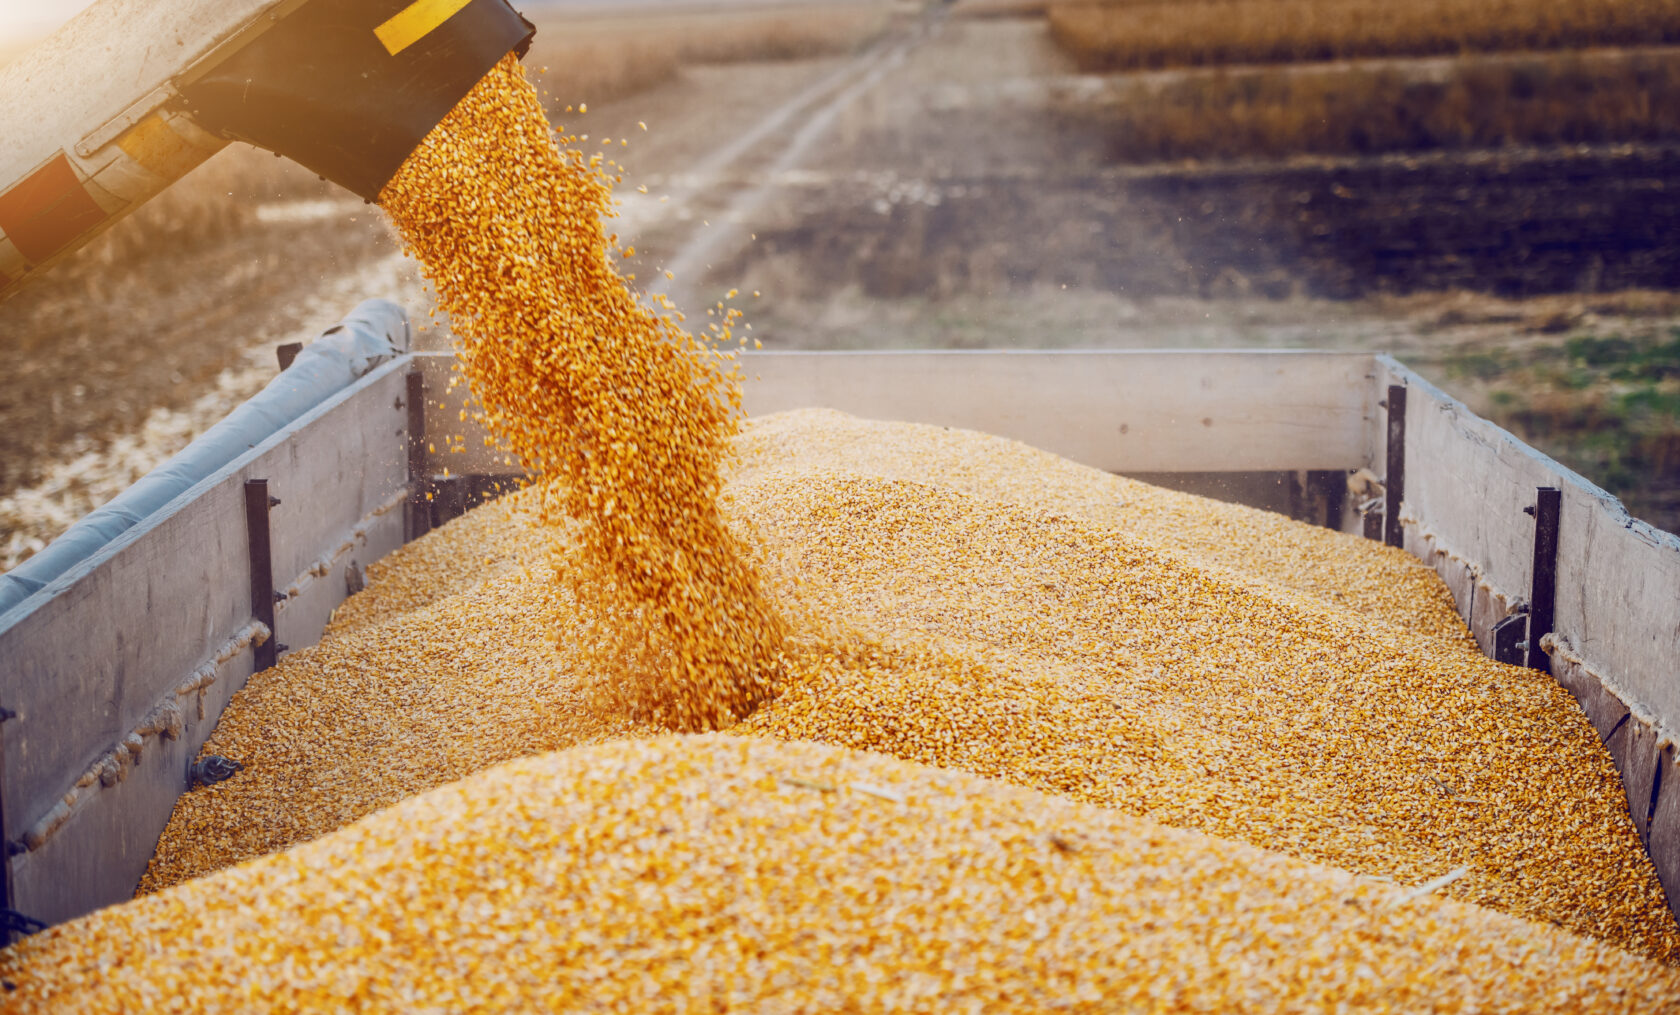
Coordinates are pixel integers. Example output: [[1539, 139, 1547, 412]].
[[405, 369, 432, 542], [244, 479, 280, 671], [1491, 611, 1530, 667], [1486, 488, 1562, 673], [1383, 385, 1407, 548], [1524, 487, 1562, 674]]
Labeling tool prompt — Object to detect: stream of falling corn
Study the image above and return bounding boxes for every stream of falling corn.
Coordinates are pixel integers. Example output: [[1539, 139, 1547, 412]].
[[4, 53, 1680, 1012], [378, 54, 787, 732]]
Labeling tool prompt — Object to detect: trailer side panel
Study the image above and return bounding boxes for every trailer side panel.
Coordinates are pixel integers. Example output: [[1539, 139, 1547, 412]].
[[0, 361, 409, 926]]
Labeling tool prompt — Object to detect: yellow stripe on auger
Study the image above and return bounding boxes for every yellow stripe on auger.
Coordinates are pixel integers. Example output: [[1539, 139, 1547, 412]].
[[374, 0, 476, 56]]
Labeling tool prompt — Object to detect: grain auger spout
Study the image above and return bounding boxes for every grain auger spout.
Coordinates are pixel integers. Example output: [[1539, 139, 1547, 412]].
[[0, 0, 535, 302]]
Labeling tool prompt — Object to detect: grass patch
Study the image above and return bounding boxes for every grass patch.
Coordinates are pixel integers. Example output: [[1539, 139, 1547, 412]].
[[1048, 0, 1680, 72], [1440, 329, 1680, 526], [1100, 52, 1680, 161]]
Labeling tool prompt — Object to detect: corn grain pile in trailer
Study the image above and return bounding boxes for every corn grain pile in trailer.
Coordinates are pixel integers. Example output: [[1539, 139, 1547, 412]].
[[3, 20, 1680, 1015], [8, 737, 1680, 1011]]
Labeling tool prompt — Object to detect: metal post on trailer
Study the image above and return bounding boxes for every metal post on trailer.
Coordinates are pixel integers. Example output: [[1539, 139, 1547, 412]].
[[0, 701, 17, 945], [244, 479, 279, 672], [405, 369, 431, 542], [1525, 487, 1562, 673], [0, 703, 42, 945], [1383, 385, 1407, 548]]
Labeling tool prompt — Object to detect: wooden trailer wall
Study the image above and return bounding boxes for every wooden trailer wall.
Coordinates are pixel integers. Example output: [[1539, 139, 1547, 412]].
[[0, 359, 411, 928], [1, 348, 1675, 930], [1376, 356, 1680, 916]]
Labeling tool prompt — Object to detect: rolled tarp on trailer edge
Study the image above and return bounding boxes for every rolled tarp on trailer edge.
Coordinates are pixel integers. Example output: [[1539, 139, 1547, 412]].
[[0, 299, 410, 623]]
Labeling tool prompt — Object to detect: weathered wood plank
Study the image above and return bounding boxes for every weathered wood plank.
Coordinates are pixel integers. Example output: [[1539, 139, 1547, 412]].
[[739, 351, 1377, 473], [0, 482, 248, 837], [1561, 502, 1680, 731], [1651, 746, 1680, 918], [8, 640, 248, 924], [414, 350, 1379, 477]]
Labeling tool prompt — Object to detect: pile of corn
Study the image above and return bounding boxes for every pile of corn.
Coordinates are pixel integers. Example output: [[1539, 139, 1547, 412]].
[[6, 736, 1679, 1012], [380, 54, 786, 731], [6, 50, 1680, 1010], [123, 408, 1680, 959]]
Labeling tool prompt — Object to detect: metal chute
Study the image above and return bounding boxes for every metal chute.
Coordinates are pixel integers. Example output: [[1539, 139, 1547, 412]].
[[0, 0, 533, 301]]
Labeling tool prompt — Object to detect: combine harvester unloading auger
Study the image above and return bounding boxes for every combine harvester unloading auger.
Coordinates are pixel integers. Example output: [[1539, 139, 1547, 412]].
[[0, 0, 533, 301]]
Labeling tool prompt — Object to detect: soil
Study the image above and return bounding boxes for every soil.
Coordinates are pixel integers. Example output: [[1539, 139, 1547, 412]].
[[1127, 145, 1680, 300], [711, 145, 1680, 304], [5, 5, 1680, 557], [0, 185, 401, 494]]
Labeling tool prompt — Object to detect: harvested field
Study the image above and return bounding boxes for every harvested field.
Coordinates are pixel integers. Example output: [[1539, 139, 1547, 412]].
[[1048, 0, 1680, 72], [1126, 146, 1680, 300], [0, 146, 380, 502], [1102, 52, 1680, 161], [8, 736, 1680, 1012], [132, 410, 1678, 964], [1426, 326, 1680, 526], [951, 0, 1051, 16], [711, 145, 1680, 305], [525, 2, 894, 111]]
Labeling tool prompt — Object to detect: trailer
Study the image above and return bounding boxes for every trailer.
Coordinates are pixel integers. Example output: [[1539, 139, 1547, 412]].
[[0, 335, 1674, 934]]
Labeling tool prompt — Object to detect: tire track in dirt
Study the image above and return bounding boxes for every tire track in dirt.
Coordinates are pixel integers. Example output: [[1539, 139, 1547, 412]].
[[640, 10, 946, 309]]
